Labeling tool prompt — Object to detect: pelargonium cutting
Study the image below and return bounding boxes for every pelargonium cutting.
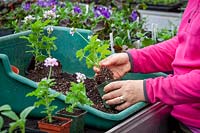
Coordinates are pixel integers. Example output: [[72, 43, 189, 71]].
[[26, 57, 60, 123]]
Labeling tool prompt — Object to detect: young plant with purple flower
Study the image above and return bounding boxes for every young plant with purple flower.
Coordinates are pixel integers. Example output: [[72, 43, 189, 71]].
[[92, 5, 113, 39], [61, 3, 90, 29], [26, 57, 59, 123]]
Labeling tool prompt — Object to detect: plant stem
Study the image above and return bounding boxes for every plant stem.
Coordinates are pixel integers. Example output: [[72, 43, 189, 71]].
[[46, 97, 52, 123], [76, 31, 89, 44], [22, 125, 25, 133], [48, 66, 52, 79], [84, 55, 99, 67]]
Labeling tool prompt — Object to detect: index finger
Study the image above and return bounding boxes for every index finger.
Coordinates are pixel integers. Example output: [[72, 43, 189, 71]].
[[104, 81, 123, 93]]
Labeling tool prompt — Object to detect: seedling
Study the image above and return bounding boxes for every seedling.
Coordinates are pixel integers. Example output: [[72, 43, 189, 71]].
[[70, 28, 111, 69], [65, 72, 93, 113], [20, 20, 57, 66], [0, 104, 34, 133], [26, 57, 59, 123]]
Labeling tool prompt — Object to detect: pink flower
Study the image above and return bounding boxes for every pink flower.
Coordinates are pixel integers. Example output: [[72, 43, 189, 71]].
[[44, 57, 58, 67]]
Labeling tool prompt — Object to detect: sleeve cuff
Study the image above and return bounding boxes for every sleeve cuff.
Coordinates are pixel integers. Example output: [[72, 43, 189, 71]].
[[126, 52, 134, 72], [143, 79, 150, 102]]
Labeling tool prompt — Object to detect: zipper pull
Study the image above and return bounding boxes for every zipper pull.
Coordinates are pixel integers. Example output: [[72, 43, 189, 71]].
[[188, 18, 191, 23]]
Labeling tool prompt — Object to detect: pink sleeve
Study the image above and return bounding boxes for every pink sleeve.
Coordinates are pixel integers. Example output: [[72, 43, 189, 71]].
[[145, 70, 200, 105], [128, 36, 179, 73]]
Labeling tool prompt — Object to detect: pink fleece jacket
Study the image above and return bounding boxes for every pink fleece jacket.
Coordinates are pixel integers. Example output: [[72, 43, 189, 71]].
[[128, 0, 200, 128]]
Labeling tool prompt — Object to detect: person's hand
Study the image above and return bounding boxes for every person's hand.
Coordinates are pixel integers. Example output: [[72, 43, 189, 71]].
[[102, 80, 145, 111], [93, 53, 131, 79]]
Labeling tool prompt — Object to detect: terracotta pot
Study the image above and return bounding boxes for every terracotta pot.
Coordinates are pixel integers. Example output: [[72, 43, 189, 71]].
[[11, 65, 19, 74], [38, 116, 72, 133]]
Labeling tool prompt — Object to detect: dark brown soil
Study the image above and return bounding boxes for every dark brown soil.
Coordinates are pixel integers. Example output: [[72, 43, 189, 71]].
[[94, 66, 114, 84], [39, 116, 69, 126], [57, 108, 86, 116], [26, 60, 118, 114]]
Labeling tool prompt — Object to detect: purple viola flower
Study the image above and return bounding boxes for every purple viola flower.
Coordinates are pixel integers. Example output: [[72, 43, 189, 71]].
[[37, 0, 45, 7], [93, 6, 101, 18], [49, 0, 57, 6], [73, 5, 82, 14], [130, 10, 138, 22], [22, 2, 31, 11], [93, 6, 111, 19], [100, 7, 111, 19], [37, 0, 56, 7]]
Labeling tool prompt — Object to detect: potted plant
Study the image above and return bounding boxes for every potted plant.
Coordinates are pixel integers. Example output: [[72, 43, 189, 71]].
[[56, 72, 93, 133], [26, 57, 72, 133], [20, 19, 58, 76]]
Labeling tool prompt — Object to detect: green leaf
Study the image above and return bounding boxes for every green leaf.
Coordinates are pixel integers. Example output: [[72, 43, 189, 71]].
[[0, 105, 11, 111], [65, 82, 93, 113], [1, 111, 19, 121], [36, 55, 46, 62], [141, 38, 155, 47], [20, 106, 35, 120], [114, 36, 123, 46], [76, 49, 84, 61], [66, 106, 73, 113]]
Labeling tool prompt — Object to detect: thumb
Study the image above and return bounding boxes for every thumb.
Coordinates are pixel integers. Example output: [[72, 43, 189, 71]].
[[99, 55, 116, 66]]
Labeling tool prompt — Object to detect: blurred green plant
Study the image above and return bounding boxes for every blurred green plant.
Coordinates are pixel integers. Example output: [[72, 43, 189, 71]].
[[0, 104, 34, 133]]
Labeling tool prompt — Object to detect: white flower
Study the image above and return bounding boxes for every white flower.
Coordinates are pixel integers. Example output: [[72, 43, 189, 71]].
[[75, 72, 86, 83], [88, 35, 100, 42], [43, 10, 57, 19], [88, 35, 91, 40], [24, 15, 35, 23], [122, 45, 128, 51], [47, 26, 54, 34], [70, 27, 76, 36], [96, 39, 101, 42]]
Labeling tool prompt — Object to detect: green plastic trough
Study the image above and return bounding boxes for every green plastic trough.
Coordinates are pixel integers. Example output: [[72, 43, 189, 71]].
[[0, 27, 167, 130]]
